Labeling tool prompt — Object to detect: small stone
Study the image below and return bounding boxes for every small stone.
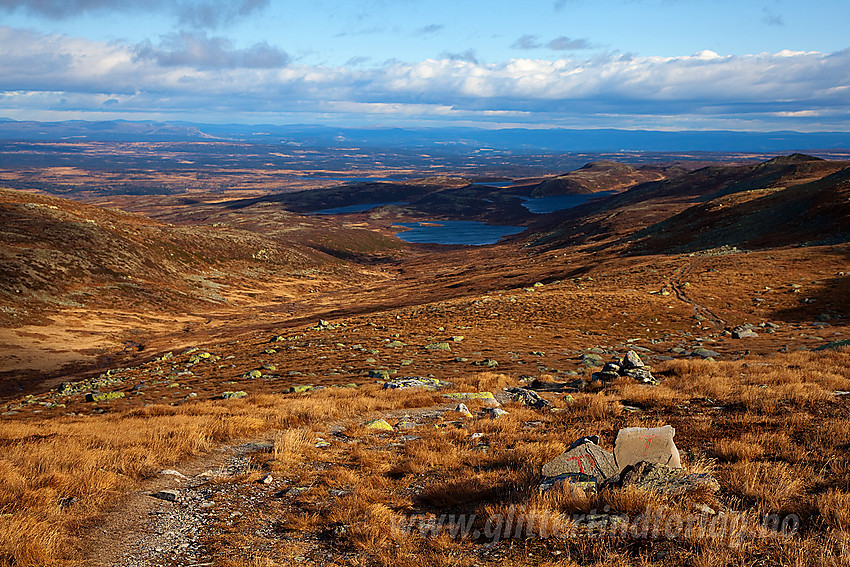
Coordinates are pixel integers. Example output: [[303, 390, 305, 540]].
[[159, 469, 187, 479], [455, 403, 473, 418], [221, 391, 248, 399], [259, 474, 273, 485], [151, 490, 180, 502], [365, 418, 394, 431], [488, 408, 509, 419]]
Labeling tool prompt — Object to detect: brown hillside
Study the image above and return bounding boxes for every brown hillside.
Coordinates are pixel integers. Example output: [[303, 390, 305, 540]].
[[529, 161, 667, 197], [529, 155, 850, 250], [629, 165, 850, 253]]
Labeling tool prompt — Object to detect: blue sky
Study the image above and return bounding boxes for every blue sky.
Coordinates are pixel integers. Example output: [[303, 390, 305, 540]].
[[1, 0, 849, 131]]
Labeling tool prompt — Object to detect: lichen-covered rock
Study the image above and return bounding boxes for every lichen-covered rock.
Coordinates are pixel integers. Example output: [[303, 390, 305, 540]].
[[365, 418, 394, 431], [455, 403, 473, 418], [539, 473, 597, 492], [604, 461, 720, 495], [623, 350, 645, 369], [221, 391, 248, 399], [85, 391, 125, 402], [425, 342, 451, 351], [382, 377, 451, 390], [369, 369, 391, 380], [504, 387, 550, 409], [289, 384, 323, 393]]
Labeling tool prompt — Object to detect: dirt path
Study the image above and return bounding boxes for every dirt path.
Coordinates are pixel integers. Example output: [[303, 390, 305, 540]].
[[85, 439, 274, 567], [669, 263, 727, 329]]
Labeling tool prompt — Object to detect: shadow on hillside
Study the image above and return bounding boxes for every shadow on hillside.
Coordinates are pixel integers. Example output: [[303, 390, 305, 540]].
[[770, 248, 850, 325]]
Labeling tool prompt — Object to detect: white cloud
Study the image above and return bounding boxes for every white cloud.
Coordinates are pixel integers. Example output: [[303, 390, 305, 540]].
[[1, 26, 849, 130]]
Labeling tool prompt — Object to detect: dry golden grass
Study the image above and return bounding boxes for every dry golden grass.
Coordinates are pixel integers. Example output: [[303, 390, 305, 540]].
[[2, 311, 849, 566], [817, 489, 850, 532], [713, 438, 766, 462], [721, 461, 806, 510]]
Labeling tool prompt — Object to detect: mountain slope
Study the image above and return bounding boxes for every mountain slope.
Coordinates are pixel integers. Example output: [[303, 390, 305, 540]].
[[527, 155, 850, 251], [529, 161, 667, 196], [0, 188, 334, 327], [629, 165, 850, 253]]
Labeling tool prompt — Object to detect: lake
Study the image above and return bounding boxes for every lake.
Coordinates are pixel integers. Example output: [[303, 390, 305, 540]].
[[518, 191, 617, 214], [393, 221, 525, 246]]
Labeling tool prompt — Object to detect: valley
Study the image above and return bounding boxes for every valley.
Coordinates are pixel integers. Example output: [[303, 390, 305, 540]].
[[1, 141, 849, 567]]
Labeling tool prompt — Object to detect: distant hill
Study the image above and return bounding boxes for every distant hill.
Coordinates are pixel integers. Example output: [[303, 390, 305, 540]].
[[529, 154, 850, 252], [630, 163, 850, 252], [529, 161, 669, 196], [0, 119, 849, 152]]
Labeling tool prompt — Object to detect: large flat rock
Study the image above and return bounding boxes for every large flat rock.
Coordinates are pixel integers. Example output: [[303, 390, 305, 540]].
[[614, 425, 681, 471]]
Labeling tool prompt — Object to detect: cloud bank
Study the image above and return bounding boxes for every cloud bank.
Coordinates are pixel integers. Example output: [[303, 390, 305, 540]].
[[1, 26, 848, 130], [0, 0, 269, 27]]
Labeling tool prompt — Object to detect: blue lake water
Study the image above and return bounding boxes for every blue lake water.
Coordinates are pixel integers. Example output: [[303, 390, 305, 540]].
[[393, 221, 525, 246], [311, 201, 406, 214], [518, 191, 617, 214]]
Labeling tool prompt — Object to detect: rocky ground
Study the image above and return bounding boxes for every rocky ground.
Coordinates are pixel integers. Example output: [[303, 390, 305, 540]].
[[2, 155, 850, 566]]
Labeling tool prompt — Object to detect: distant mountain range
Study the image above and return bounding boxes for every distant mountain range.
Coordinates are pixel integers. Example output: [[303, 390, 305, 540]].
[[0, 118, 848, 152]]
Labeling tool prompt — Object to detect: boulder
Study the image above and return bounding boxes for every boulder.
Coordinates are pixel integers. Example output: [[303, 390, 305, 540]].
[[623, 350, 645, 369], [504, 387, 550, 409], [604, 461, 720, 496], [731, 325, 759, 339], [614, 425, 681, 471], [622, 367, 660, 385], [541, 441, 617, 482], [580, 353, 604, 367], [567, 435, 600, 451], [691, 348, 720, 358]]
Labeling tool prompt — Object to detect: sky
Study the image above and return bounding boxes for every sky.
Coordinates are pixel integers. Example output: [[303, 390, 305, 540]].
[[0, 0, 849, 131]]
